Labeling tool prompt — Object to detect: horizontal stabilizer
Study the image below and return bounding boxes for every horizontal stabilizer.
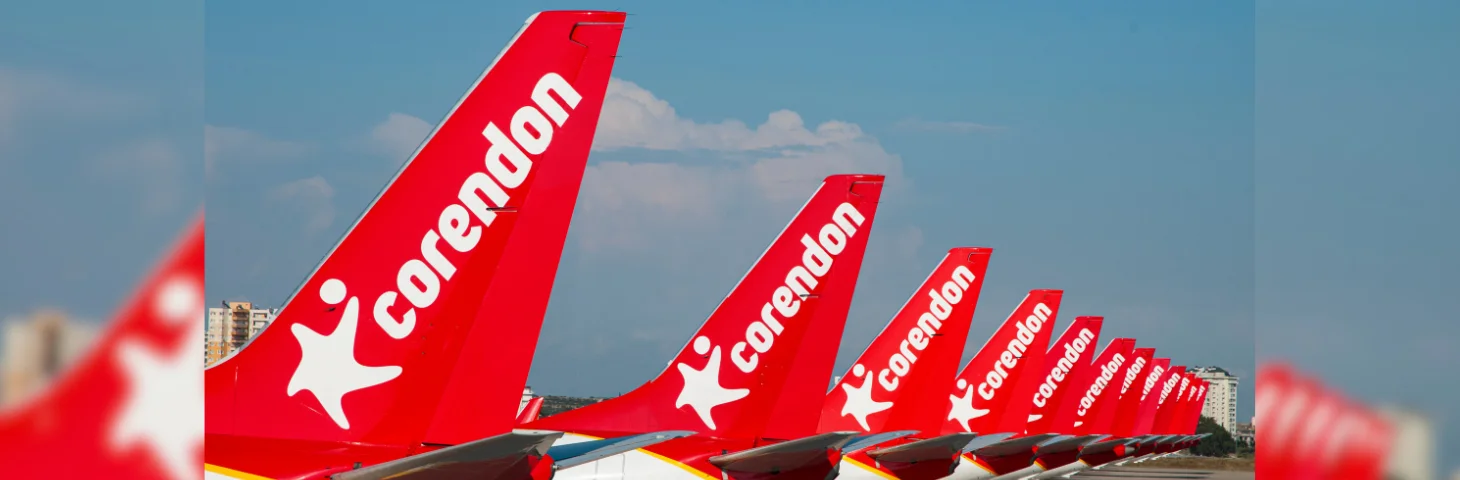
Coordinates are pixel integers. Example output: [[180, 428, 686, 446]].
[[970, 433, 1061, 458], [960, 432, 1017, 452], [708, 432, 859, 473], [332, 430, 562, 480], [843, 430, 919, 453], [548, 430, 695, 471], [1035, 434, 1108, 456], [1073, 437, 1127, 457], [867, 433, 978, 463]]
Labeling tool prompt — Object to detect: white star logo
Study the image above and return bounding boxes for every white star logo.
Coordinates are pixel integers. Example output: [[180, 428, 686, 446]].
[[839, 364, 893, 431], [286, 279, 403, 430], [674, 336, 749, 431], [947, 378, 989, 432], [109, 275, 204, 480]]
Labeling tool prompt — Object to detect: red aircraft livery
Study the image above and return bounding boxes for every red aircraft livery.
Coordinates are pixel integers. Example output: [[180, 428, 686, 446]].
[[527, 174, 887, 480], [204, 10, 626, 480], [0, 215, 203, 479]]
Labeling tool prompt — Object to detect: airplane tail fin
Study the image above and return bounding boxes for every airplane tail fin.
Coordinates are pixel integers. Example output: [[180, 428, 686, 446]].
[[1083, 345, 1150, 435], [818, 247, 993, 436], [0, 214, 203, 480], [1173, 376, 1208, 434], [1024, 317, 1104, 434], [1103, 350, 1162, 434], [528, 175, 885, 440], [1181, 380, 1208, 434], [517, 397, 545, 425], [1155, 373, 1196, 434], [204, 11, 626, 447], [1062, 337, 1138, 434], [940, 290, 1063, 436], [1131, 365, 1184, 435]]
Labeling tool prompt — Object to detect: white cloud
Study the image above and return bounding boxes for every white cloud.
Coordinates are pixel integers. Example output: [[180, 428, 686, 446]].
[[593, 78, 863, 152], [0, 67, 143, 150], [266, 176, 335, 235], [205, 125, 310, 179], [350, 78, 913, 257], [90, 138, 185, 216], [366, 113, 432, 163], [574, 78, 907, 252], [893, 117, 1004, 134]]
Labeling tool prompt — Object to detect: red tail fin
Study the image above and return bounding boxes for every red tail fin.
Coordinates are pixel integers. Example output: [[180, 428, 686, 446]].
[[1132, 365, 1184, 435], [1183, 379, 1208, 434], [1108, 351, 1161, 437], [1155, 373, 1196, 434], [1023, 316, 1103, 434], [1068, 337, 1132, 434], [818, 247, 993, 436], [419, 13, 627, 445], [1083, 345, 1149, 435], [528, 174, 885, 440], [1177, 378, 1207, 434], [516, 397, 545, 425], [941, 290, 1062, 435], [0, 215, 203, 480], [204, 11, 626, 447]]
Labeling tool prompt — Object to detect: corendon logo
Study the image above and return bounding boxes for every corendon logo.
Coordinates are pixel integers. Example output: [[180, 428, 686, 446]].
[[1120, 357, 1148, 396], [1140, 365, 1167, 402], [1032, 328, 1096, 409], [286, 72, 581, 430], [1075, 352, 1126, 417], [839, 264, 977, 431], [947, 301, 1052, 432], [977, 303, 1052, 401], [874, 265, 977, 392], [1156, 373, 1181, 405], [676, 202, 866, 431]]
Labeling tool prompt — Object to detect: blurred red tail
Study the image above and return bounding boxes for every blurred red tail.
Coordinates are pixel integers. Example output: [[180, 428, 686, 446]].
[[0, 214, 203, 479]]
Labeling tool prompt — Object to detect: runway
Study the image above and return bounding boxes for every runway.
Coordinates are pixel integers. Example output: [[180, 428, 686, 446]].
[[1072, 467, 1255, 480]]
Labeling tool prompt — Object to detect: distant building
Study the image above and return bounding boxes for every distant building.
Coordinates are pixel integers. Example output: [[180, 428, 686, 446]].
[[519, 386, 535, 416], [1233, 422, 1254, 445], [205, 301, 277, 365], [1, 309, 98, 407], [1191, 366, 1240, 433], [1379, 407, 1434, 480]]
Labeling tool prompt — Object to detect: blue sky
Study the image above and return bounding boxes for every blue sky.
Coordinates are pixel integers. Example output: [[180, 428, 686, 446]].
[[1256, 0, 1460, 474], [202, 0, 1256, 419], [4, 0, 1456, 471]]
